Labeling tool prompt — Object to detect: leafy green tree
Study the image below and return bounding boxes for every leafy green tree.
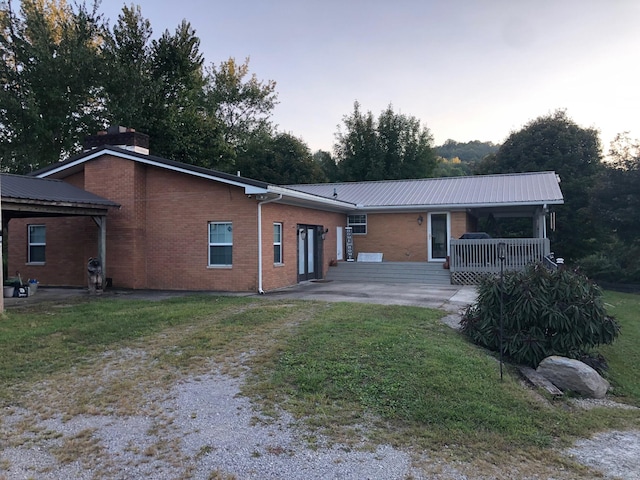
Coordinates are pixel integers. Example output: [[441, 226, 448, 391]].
[[313, 150, 339, 182], [590, 133, 640, 245], [334, 102, 437, 181], [436, 139, 499, 163], [579, 134, 640, 283], [0, 0, 105, 173], [101, 4, 154, 131], [474, 110, 604, 261], [102, 8, 220, 167], [203, 57, 278, 164], [236, 132, 325, 184], [432, 156, 472, 177]]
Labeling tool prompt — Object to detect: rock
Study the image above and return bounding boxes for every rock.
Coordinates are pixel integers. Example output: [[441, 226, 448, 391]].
[[536, 356, 610, 399]]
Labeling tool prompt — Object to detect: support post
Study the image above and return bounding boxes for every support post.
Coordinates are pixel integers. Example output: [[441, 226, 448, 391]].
[[92, 216, 107, 289]]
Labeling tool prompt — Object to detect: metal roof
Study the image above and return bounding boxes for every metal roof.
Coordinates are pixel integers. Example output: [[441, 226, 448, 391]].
[[286, 171, 563, 209], [1, 173, 119, 207]]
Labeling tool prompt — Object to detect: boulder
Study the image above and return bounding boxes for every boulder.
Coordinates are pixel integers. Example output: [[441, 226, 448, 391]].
[[536, 356, 610, 399]]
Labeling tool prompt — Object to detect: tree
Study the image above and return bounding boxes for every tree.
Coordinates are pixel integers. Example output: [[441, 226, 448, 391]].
[[432, 156, 473, 177], [203, 57, 278, 165], [236, 132, 325, 184], [101, 4, 154, 131], [0, 0, 105, 173], [1, 2, 281, 173], [313, 150, 339, 182], [334, 102, 437, 181], [474, 110, 604, 261], [590, 133, 640, 245], [102, 8, 219, 167], [435, 139, 499, 163]]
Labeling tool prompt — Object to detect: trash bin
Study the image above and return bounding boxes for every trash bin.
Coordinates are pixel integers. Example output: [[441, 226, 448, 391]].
[[87, 257, 103, 294]]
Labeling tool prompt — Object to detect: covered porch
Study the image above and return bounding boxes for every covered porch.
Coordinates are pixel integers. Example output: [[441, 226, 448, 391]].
[[449, 237, 551, 284], [448, 202, 554, 284]]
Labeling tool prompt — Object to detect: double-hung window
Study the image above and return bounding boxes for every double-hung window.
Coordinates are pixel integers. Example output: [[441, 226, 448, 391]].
[[273, 223, 283, 264], [28, 225, 46, 263], [347, 214, 367, 234], [208, 222, 233, 266]]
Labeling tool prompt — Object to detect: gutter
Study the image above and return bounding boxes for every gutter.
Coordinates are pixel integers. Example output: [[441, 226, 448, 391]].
[[257, 194, 282, 294], [353, 200, 564, 213]]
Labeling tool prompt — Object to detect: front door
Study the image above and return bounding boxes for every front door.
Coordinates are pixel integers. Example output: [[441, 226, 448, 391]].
[[298, 225, 322, 281], [428, 213, 449, 261]]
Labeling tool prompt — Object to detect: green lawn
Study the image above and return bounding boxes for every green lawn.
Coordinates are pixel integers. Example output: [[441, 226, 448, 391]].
[[1, 292, 638, 473], [601, 290, 640, 402]]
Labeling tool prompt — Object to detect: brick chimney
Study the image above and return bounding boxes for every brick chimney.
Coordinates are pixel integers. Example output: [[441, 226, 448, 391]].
[[83, 126, 150, 155]]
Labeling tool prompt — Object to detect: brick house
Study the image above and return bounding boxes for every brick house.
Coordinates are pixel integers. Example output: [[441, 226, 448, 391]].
[[2, 128, 564, 292]]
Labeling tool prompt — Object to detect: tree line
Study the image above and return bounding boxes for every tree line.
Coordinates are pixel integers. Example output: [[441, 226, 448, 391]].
[[1, 1, 638, 282]]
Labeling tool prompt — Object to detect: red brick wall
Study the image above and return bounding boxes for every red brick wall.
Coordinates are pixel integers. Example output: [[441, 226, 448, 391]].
[[7, 155, 347, 292], [349, 210, 470, 261], [451, 211, 469, 240], [142, 167, 260, 291], [351, 212, 428, 261], [8, 216, 97, 286], [260, 203, 345, 291]]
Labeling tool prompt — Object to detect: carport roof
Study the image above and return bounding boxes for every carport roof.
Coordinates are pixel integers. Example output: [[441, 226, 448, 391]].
[[1, 173, 119, 207], [287, 171, 564, 210]]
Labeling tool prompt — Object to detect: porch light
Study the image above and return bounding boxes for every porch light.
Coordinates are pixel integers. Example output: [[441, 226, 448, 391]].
[[417, 215, 423, 226], [497, 242, 506, 261], [299, 228, 306, 240], [320, 228, 329, 240]]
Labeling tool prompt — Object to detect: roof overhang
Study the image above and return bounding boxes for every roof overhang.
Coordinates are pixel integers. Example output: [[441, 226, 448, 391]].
[[1, 197, 114, 218], [35, 148, 271, 195], [265, 186, 357, 212], [355, 199, 563, 214]]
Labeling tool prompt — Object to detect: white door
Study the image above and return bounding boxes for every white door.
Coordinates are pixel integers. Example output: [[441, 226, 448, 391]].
[[336, 227, 343, 260]]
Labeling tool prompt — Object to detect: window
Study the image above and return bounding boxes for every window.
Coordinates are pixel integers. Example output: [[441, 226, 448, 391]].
[[347, 214, 367, 234], [208, 222, 232, 266], [28, 225, 46, 263], [273, 223, 283, 264]]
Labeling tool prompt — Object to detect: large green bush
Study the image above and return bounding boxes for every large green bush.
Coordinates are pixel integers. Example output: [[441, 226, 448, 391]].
[[577, 240, 640, 284], [460, 263, 620, 368]]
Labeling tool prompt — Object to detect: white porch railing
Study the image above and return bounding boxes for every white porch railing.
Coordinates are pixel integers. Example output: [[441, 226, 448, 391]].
[[449, 238, 551, 274]]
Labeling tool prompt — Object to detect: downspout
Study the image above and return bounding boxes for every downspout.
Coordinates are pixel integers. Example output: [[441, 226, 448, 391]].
[[257, 194, 282, 294]]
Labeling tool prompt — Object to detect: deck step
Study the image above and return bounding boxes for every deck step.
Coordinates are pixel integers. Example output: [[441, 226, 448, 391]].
[[326, 262, 451, 285]]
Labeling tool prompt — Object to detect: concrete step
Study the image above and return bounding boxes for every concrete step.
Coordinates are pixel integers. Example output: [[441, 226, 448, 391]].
[[326, 262, 451, 285]]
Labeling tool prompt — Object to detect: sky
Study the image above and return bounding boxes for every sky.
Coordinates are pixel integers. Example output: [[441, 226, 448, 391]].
[[98, 0, 640, 153]]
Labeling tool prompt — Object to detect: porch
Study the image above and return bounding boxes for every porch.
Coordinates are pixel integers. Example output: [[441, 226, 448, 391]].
[[449, 238, 551, 284]]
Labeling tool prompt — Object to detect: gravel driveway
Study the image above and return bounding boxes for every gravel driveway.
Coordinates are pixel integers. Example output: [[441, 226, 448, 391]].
[[2, 365, 639, 480]]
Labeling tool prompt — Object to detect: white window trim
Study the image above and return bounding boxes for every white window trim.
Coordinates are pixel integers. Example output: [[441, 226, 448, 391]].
[[274, 222, 283, 265], [208, 222, 233, 267], [347, 214, 367, 235], [28, 224, 46, 264]]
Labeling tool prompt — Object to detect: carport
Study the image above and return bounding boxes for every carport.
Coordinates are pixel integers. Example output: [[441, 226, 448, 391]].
[[0, 173, 119, 312]]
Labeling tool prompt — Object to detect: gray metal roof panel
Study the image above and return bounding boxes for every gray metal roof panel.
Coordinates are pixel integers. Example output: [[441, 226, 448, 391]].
[[286, 171, 563, 207], [1, 174, 119, 206]]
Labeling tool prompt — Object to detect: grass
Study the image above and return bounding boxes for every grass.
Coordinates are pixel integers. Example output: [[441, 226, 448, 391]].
[[1, 292, 639, 478], [601, 290, 640, 402], [247, 301, 640, 455], [0, 295, 252, 386]]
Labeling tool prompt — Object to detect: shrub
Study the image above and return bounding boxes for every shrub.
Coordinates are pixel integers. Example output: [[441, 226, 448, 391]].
[[460, 263, 620, 368], [577, 241, 640, 284]]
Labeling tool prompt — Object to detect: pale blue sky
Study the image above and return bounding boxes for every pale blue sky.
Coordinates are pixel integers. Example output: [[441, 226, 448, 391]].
[[99, 0, 640, 153]]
